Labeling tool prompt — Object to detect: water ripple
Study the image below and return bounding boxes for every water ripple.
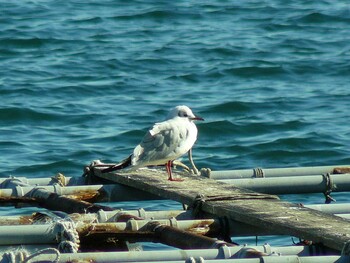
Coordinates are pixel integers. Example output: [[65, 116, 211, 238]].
[[1, 1, 350, 217]]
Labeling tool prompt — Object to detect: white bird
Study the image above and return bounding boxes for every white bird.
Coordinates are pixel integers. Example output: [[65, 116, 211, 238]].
[[102, 105, 204, 181]]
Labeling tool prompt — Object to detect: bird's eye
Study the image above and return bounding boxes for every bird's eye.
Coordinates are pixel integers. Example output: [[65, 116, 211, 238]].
[[178, 111, 188, 117]]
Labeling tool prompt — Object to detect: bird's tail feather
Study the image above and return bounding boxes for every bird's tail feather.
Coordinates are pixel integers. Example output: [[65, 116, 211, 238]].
[[101, 155, 132, 173]]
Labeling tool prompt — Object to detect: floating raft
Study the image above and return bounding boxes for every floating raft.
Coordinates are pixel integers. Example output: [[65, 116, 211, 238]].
[[0, 164, 350, 262], [93, 166, 350, 251]]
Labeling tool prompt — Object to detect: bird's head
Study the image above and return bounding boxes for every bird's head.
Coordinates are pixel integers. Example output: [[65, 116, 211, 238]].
[[167, 105, 204, 121]]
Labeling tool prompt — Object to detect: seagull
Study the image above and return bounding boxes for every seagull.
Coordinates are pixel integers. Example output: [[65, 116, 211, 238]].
[[101, 105, 204, 181]]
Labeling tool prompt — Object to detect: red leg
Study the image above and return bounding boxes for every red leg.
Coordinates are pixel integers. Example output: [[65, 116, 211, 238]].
[[166, 160, 183, 181], [166, 160, 172, 180]]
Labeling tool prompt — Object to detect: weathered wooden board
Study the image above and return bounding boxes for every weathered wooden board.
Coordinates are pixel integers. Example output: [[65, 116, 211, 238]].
[[93, 167, 350, 251]]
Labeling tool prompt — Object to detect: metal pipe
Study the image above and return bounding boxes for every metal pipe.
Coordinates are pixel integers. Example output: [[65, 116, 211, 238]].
[[3, 169, 350, 202], [0, 184, 101, 197], [85, 208, 193, 222], [0, 217, 344, 250], [4, 164, 348, 187], [5, 173, 350, 200], [0, 210, 295, 237], [3, 202, 350, 223], [0, 245, 50, 253], [0, 224, 56, 245], [337, 214, 350, 219], [0, 204, 349, 237], [77, 219, 219, 234], [1, 246, 342, 263], [305, 203, 350, 214], [188, 257, 349, 263], [79, 221, 232, 251], [220, 174, 350, 194], [0, 176, 86, 187], [2, 208, 350, 226], [30, 187, 114, 214], [0, 209, 192, 225], [202, 165, 350, 179], [0, 214, 277, 237], [0, 183, 159, 202], [0, 178, 115, 213], [144, 221, 233, 249], [0, 219, 218, 245]]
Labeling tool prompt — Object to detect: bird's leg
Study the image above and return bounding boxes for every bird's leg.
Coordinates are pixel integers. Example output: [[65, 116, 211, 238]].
[[166, 160, 172, 180], [188, 148, 199, 175], [172, 160, 191, 172], [166, 160, 184, 181]]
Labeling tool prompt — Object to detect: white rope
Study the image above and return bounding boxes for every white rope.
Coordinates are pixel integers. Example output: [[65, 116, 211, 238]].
[[2, 248, 29, 263], [54, 219, 80, 253], [33, 211, 80, 253], [23, 248, 60, 263], [3, 251, 17, 263]]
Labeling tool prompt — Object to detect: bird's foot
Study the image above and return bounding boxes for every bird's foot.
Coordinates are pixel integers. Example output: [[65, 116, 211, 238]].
[[172, 160, 191, 172], [192, 167, 199, 175], [172, 160, 200, 175], [168, 177, 184, 182], [167, 160, 184, 181], [187, 149, 200, 175]]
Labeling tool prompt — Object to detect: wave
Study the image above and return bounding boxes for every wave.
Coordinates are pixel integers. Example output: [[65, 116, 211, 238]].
[[0, 107, 59, 123], [295, 12, 350, 24], [223, 65, 286, 78]]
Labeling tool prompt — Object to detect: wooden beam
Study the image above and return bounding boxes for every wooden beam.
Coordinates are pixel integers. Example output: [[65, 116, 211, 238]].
[[93, 167, 350, 251]]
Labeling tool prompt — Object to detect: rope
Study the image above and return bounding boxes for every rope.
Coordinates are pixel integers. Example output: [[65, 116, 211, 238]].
[[54, 220, 80, 253], [253, 167, 264, 178], [51, 173, 67, 186], [2, 251, 24, 263], [0, 177, 28, 188], [2, 248, 59, 263], [23, 248, 60, 263], [185, 257, 205, 263], [39, 212, 80, 253], [32, 211, 69, 224], [82, 160, 104, 183], [34, 211, 80, 253], [188, 194, 206, 218], [58, 241, 79, 253], [323, 173, 336, 204]]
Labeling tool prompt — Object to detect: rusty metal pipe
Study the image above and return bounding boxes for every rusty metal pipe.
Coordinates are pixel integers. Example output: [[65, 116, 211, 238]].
[[29, 188, 114, 213], [145, 221, 234, 249], [0, 178, 114, 213], [0, 176, 86, 187], [0, 177, 159, 202]]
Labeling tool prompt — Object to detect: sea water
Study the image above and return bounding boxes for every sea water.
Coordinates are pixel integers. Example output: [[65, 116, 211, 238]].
[[1, 0, 350, 248]]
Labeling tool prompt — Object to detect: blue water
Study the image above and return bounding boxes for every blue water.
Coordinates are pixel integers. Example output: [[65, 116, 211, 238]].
[[1, 0, 350, 247]]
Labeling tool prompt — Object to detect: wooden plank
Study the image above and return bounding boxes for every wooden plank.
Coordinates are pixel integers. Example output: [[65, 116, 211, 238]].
[[93, 167, 350, 251]]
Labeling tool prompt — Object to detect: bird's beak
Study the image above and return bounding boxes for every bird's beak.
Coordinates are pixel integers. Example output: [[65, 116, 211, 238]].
[[191, 115, 204, 121]]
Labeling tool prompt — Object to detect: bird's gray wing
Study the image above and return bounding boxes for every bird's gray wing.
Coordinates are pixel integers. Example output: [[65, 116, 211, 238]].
[[132, 120, 185, 165]]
